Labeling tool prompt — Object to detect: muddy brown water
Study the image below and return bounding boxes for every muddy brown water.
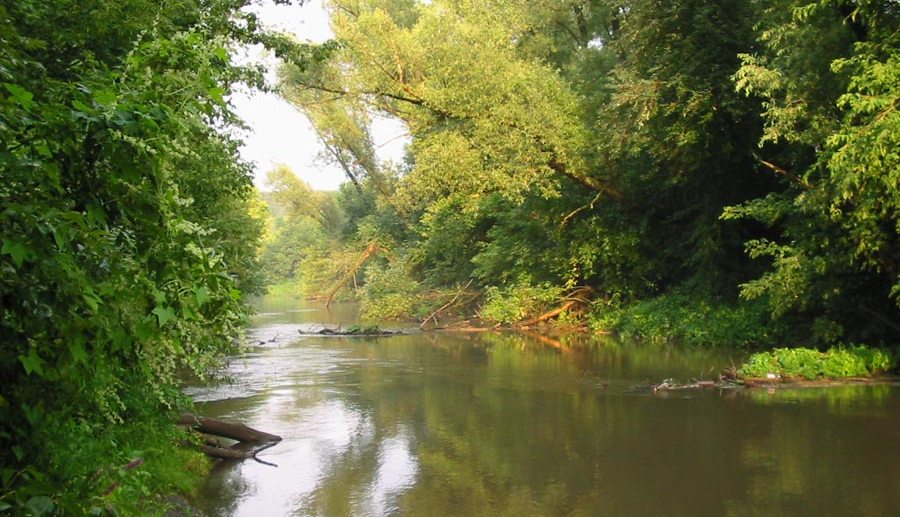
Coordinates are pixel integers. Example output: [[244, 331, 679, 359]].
[[188, 295, 900, 516]]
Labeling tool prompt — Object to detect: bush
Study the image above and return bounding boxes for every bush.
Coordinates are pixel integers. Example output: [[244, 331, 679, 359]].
[[360, 258, 425, 320], [738, 346, 897, 380], [480, 282, 564, 325], [588, 292, 772, 348]]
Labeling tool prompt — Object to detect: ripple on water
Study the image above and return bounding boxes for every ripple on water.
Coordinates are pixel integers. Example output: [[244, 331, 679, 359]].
[[185, 340, 364, 403]]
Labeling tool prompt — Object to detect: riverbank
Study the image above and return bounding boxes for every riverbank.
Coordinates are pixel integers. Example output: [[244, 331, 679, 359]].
[[263, 281, 900, 385]]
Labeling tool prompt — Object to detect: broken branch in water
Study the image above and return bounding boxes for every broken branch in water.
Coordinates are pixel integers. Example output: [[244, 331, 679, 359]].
[[420, 279, 474, 329]]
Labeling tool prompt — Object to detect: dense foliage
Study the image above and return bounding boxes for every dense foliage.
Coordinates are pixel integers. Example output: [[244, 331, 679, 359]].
[[739, 346, 896, 379], [275, 0, 899, 351], [0, 0, 316, 512]]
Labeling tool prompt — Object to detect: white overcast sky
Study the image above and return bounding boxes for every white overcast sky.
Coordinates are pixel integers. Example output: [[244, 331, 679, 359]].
[[231, 0, 409, 191]]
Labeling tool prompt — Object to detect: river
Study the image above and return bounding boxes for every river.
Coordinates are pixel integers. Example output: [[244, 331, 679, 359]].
[[188, 295, 900, 516]]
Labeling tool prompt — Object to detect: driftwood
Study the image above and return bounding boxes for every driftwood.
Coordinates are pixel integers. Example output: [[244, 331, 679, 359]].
[[653, 379, 720, 392], [648, 374, 899, 393], [325, 239, 379, 308], [300, 326, 402, 337], [178, 414, 282, 443], [513, 287, 592, 328]]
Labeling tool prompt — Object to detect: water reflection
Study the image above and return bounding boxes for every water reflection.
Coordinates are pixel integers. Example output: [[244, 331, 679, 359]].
[[191, 297, 900, 516]]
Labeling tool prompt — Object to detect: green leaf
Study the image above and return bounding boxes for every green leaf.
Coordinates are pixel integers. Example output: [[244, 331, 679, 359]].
[[152, 305, 176, 326], [72, 99, 93, 113], [82, 291, 100, 313], [19, 349, 45, 377], [93, 89, 117, 108], [24, 496, 55, 517], [0, 500, 11, 511], [86, 204, 107, 226], [111, 327, 133, 352], [214, 46, 229, 62], [134, 320, 156, 341], [35, 141, 52, 157], [207, 86, 225, 103], [68, 337, 88, 364], [1, 238, 29, 267], [194, 286, 210, 306], [3, 82, 35, 110]]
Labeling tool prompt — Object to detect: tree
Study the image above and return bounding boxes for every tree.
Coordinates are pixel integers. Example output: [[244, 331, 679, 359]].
[[0, 0, 314, 511], [727, 0, 900, 343]]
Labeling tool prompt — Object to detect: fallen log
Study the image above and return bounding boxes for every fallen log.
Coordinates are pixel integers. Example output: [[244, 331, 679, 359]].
[[178, 414, 282, 443], [653, 379, 720, 392], [300, 325, 402, 336], [516, 300, 577, 327]]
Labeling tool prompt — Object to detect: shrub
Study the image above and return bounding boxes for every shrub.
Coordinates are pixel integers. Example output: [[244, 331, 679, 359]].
[[360, 258, 425, 320], [738, 346, 897, 380], [588, 292, 772, 348], [480, 282, 564, 325]]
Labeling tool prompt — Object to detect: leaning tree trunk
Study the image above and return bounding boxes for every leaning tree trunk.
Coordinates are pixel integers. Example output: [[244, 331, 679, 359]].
[[178, 413, 282, 464], [178, 413, 282, 443]]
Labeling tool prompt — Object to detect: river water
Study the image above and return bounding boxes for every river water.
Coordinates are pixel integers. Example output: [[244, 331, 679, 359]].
[[189, 296, 900, 516]]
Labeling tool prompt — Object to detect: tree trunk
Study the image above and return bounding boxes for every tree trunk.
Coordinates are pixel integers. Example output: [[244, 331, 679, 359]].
[[178, 413, 282, 443]]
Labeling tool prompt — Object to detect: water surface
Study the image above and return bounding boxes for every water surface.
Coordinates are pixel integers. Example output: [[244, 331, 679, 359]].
[[190, 297, 900, 516]]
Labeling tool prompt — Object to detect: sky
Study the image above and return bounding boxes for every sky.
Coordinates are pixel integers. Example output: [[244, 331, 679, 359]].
[[230, 0, 409, 191]]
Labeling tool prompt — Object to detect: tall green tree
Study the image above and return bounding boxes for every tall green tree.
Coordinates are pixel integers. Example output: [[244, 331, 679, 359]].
[[0, 0, 318, 511], [727, 0, 900, 343]]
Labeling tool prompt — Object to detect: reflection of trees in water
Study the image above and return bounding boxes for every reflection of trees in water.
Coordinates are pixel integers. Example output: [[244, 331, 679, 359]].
[[727, 385, 900, 517], [295, 339, 424, 516], [296, 412, 382, 516], [195, 461, 252, 517], [205, 333, 900, 516]]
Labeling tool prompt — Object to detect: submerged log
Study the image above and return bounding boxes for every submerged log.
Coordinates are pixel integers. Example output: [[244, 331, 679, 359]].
[[647, 375, 899, 393], [199, 444, 254, 460], [653, 379, 720, 392], [300, 325, 402, 336], [178, 414, 282, 443]]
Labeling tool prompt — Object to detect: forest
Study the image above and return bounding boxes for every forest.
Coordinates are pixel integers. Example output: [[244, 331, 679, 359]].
[[267, 0, 900, 349], [1, 0, 898, 513]]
